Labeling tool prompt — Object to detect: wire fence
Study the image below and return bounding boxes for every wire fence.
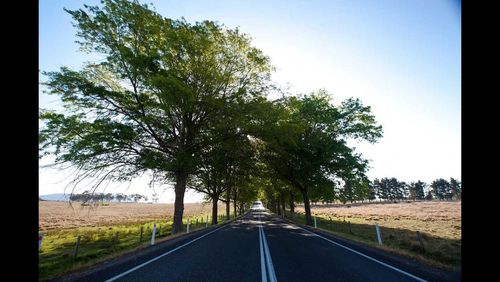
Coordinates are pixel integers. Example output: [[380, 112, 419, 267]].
[[282, 210, 460, 269], [39, 212, 238, 280]]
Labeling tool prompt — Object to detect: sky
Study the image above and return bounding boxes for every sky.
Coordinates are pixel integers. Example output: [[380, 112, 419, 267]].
[[39, 0, 461, 203]]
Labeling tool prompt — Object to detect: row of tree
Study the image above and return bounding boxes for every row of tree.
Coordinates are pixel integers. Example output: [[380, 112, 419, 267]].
[[69, 192, 148, 203], [39, 0, 459, 231], [371, 177, 461, 202]]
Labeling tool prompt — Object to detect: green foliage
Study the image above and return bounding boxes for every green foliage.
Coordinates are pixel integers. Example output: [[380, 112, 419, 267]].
[[373, 178, 408, 201], [431, 178, 452, 200], [256, 90, 383, 223], [39, 0, 273, 232], [408, 181, 426, 200], [449, 178, 461, 200]]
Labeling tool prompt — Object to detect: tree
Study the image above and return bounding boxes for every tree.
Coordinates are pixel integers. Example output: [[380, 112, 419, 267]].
[[408, 181, 426, 201], [259, 91, 382, 225], [337, 180, 353, 204], [115, 193, 126, 202], [367, 181, 376, 202], [450, 178, 461, 200], [425, 190, 433, 200], [336, 177, 372, 204], [132, 193, 144, 202], [189, 146, 231, 224], [431, 178, 452, 200], [235, 176, 262, 214], [377, 178, 399, 201], [39, 0, 272, 233], [373, 178, 385, 201], [188, 94, 259, 223], [151, 193, 159, 203], [81, 191, 93, 204], [104, 193, 114, 202]]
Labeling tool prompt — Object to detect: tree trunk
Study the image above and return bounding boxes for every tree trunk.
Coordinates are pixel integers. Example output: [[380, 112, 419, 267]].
[[225, 190, 230, 220], [172, 171, 187, 234], [233, 189, 238, 218], [280, 195, 285, 216], [302, 190, 312, 226], [212, 196, 218, 225], [289, 192, 295, 214], [239, 201, 243, 215], [277, 196, 282, 216]]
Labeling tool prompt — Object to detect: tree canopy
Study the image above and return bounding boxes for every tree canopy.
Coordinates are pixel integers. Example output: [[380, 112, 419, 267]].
[[39, 0, 272, 233], [257, 90, 383, 224]]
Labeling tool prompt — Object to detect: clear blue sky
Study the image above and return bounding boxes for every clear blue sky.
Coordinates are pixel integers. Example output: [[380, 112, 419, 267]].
[[39, 0, 461, 202]]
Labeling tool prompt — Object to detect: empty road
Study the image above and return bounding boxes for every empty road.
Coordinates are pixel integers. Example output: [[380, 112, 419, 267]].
[[60, 211, 460, 282]]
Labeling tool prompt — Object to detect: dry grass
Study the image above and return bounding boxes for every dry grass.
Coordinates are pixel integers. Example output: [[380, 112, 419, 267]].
[[292, 200, 461, 270], [39, 201, 225, 232], [296, 201, 461, 240], [39, 201, 233, 280]]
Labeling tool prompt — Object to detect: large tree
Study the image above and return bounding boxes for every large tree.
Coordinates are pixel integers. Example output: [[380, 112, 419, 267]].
[[39, 0, 272, 233], [408, 180, 426, 201], [431, 178, 452, 200], [189, 122, 256, 224], [450, 178, 461, 200], [260, 90, 382, 225]]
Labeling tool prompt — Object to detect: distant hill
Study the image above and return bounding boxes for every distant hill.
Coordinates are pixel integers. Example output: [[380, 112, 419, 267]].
[[39, 193, 71, 201]]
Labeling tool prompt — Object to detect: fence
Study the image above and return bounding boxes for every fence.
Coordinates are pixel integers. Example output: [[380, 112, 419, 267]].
[[39, 212, 237, 280], [282, 210, 460, 268]]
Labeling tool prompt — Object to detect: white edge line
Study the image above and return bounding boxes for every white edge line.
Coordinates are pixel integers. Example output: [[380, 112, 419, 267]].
[[104, 221, 230, 282], [295, 224, 427, 282], [261, 224, 277, 282]]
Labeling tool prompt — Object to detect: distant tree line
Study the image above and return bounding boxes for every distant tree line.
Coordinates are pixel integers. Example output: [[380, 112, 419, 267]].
[[69, 192, 148, 204], [294, 177, 462, 206], [264, 176, 461, 218], [366, 177, 461, 203]]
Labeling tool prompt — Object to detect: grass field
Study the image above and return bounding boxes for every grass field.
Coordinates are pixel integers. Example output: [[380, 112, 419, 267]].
[[39, 200, 461, 279], [39, 201, 224, 232], [292, 200, 461, 270], [39, 201, 233, 280]]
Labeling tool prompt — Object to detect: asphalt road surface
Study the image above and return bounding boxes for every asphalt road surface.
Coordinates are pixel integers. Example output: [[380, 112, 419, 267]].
[[60, 211, 460, 282]]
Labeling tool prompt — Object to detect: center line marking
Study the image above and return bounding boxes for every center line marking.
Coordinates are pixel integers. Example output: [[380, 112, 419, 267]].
[[259, 213, 278, 282]]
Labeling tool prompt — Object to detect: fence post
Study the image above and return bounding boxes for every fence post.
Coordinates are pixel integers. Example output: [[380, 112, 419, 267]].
[[38, 233, 43, 252], [416, 231, 425, 252], [348, 221, 352, 234], [206, 215, 209, 228], [73, 235, 81, 260], [187, 219, 190, 233], [375, 224, 383, 245], [151, 223, 156, 246], [314, 216, 317, 228], [140, 226, 144, 243]]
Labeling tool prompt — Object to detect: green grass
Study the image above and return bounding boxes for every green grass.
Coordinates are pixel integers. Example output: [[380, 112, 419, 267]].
[[285, 211, 461, 271], [39, 212, 236, 281]]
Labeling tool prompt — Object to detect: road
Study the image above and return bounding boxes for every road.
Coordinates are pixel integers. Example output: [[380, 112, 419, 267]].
[[60, 211, 460, 282]]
